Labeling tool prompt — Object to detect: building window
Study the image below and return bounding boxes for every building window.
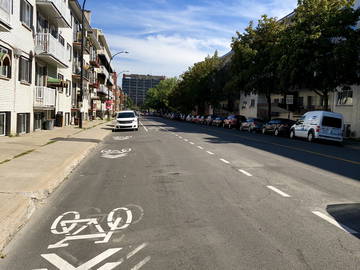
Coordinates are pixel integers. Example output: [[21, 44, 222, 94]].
[[67, 43, 72, 62], [0, 113, 6, 136], [59, 35, 65, 46], [66, 80, 71, 96], [250, 99, 255, 107], [18, 56, 31, 83], [0, 46, 11, 78], [298, 96, 304, 106], [17, 113, 28, 134], [58, 73, 64, 93], [337, 89, 353, 105], [20, 0, 33, 29]]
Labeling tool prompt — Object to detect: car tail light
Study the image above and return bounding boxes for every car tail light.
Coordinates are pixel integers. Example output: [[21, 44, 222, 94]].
[[316, 126, 320, 132]]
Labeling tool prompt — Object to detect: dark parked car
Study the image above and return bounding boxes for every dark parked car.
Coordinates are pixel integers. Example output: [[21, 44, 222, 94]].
[[223, 115, 247, 129], [199, 115, 208, 125], [192, 115, 202, 124], [204, 115, 218, 126], [240, 118, 264, 133], [262, 118, 296, 136], [212, 116, 226, 127]]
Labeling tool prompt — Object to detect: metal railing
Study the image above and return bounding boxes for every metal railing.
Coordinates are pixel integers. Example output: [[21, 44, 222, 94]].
[[97, 84, 108, 95], [35, 33, 67, 65], [34, 86, 56, 107], [0, 0, 11, 25], [36, 0, 71, 26]]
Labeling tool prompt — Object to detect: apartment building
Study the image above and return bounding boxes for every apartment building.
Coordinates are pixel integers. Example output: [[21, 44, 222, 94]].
[[0, 0, 116, 136], [122, 74, 165, 106]]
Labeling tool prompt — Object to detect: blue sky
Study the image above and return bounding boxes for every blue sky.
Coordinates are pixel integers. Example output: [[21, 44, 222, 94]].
[[86, 0, 298, 78]]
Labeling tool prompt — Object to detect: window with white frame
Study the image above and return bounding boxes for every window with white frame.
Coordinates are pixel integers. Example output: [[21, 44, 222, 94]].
[[19, 56, 31, 83], [67, 43, 72, 62], [0, 46, 11, 78], [337, 89, 353, 105], [58, 73, 64, 93], [20, 0, 33, 29], [66, 80, 71, 96]]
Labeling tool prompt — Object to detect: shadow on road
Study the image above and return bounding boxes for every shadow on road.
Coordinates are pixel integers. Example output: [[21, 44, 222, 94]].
[[145, 117, 360, 181], [326, 203, 360, 239], [51, 137, 101, 143]]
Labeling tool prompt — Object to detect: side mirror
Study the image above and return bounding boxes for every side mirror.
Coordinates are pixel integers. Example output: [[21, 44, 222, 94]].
[[296, 120, 303, 125]]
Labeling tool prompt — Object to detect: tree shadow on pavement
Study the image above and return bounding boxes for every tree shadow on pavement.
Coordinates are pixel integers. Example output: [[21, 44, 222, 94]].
[[326, 203, 360, 239], [146, 117, 360, 181]]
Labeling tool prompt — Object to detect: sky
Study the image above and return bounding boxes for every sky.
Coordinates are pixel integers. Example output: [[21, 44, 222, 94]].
[[86, 0, 298, 78]]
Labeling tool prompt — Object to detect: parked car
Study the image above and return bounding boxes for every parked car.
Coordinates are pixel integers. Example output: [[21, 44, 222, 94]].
[[290, 111, 344, 142], [192, 115, 201, 124], [199, 115, 208, 125], [262, 118, 296, 136], [113, 110, 139, 131], [240, 118, 264, 132], [204, 115, 218, 126], [223, 115, 247, 129], [212, 116, 226, 127]]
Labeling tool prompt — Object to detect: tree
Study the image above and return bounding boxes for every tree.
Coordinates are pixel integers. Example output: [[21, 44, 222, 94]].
[[124, 96, 134, 109], [278, 0, 360, 110], [144, 78, 179, 112], [232, 16, 285, 120]]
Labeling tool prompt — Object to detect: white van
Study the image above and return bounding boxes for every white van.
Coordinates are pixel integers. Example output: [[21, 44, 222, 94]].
[[289, 111, 344, 142], [113, 110, 139, 131]]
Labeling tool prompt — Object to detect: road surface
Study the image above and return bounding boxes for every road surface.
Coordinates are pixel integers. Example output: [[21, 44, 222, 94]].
[[2, 117, 360, 270]]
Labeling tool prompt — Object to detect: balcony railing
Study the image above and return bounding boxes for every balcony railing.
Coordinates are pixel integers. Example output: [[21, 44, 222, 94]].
[[0, 0, 11, 29], [35, 33, 68, 67], [97, 84, 108, 95], [36, 0, 71, 27], [72, 61, 90, 80], [34, 86, 56, 108]]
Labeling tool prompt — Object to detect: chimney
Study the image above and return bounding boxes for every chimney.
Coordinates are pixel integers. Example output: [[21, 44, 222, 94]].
[[84, 10, 92, 24]]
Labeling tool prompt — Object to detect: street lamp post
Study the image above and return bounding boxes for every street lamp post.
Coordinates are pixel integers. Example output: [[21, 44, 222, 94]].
[[107, 51, 128, 120], [79, 0, 87, 128]]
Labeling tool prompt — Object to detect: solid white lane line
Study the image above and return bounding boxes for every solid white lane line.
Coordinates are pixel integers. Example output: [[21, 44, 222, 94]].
[[220, 158, 230, 164], [130, 256, 151, 270], [127, 243, 148, 259], [139, 121, 148, 132], [266, 186, 291, 197], [197, 146, 204, 150], [206, 151, 215, 155], [312, 211, 358, 234], [189, 142, 195, 145], [238, 169, 253, 177], [98, 260, 124, 270]]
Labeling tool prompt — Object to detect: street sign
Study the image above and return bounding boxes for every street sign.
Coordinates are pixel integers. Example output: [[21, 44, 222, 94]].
[[286, 95, 294, 105]]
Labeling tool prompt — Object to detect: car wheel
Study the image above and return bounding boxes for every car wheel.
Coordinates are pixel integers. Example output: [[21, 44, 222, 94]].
[[307, 131, 314, 142], [248, 127, 252, 133], [274, 129, 279, 136], [290, 129, 295, 139], [262, 128, 266, 134]]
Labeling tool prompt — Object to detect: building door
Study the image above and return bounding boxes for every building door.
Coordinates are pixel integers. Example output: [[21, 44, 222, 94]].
[[0, 113, 5, 136], [34, 112, 43, 130], [17, 113, 30, 134]]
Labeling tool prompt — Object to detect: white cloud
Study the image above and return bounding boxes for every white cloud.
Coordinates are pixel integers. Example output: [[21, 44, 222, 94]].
[[108, 34, 230, 78]]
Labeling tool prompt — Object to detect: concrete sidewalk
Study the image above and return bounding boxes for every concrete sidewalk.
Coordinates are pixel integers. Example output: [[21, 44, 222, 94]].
[[0, 121, 112, 252]]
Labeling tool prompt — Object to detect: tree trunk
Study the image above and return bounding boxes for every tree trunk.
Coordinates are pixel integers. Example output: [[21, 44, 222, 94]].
[[266, 92, 272, 121], [323, 90, 329, 111]]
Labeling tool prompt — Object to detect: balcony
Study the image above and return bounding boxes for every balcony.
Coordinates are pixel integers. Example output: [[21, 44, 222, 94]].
[[73, 31, 90, 54], [34, 86, 56, 108], [36, 0, 71, 28], [97, 84, 108, 96], [98, 65, 110, 79], [35, 33, 68, 68], [72, 61, 89, 81], [0, 0, 11, 31]]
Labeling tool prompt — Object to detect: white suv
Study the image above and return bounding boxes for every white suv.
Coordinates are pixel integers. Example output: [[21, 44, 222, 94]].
[[113, 110, 139, 131]]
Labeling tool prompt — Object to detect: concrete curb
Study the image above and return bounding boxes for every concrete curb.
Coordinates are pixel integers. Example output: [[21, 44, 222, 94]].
[[0, 124, 109, 252]]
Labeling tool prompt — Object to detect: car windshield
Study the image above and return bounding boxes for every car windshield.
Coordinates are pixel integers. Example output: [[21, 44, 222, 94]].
[[117, 112, 135, 118], [322, 116, 342, 128]]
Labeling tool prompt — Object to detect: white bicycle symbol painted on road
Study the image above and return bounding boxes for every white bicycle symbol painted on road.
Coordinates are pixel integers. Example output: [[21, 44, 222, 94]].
[[100, 149, 132, 159], [48, 207, 132, 249]]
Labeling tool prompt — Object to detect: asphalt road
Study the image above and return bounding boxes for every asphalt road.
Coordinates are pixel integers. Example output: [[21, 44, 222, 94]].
[[2, 117, 360, 270]]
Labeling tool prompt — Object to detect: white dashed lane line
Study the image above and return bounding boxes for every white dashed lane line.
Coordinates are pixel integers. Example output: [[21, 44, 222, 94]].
[[206, 151, 215, 155], [139, 121, 148, 132], [312, 211, 359, 235], [238, 169, 253, 177], [197, 146, 204, 150], [184, 139, 189, 142], [266, 186, 291, 198], [189, 142, 195, 145], [220, 158, 230, 164]]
